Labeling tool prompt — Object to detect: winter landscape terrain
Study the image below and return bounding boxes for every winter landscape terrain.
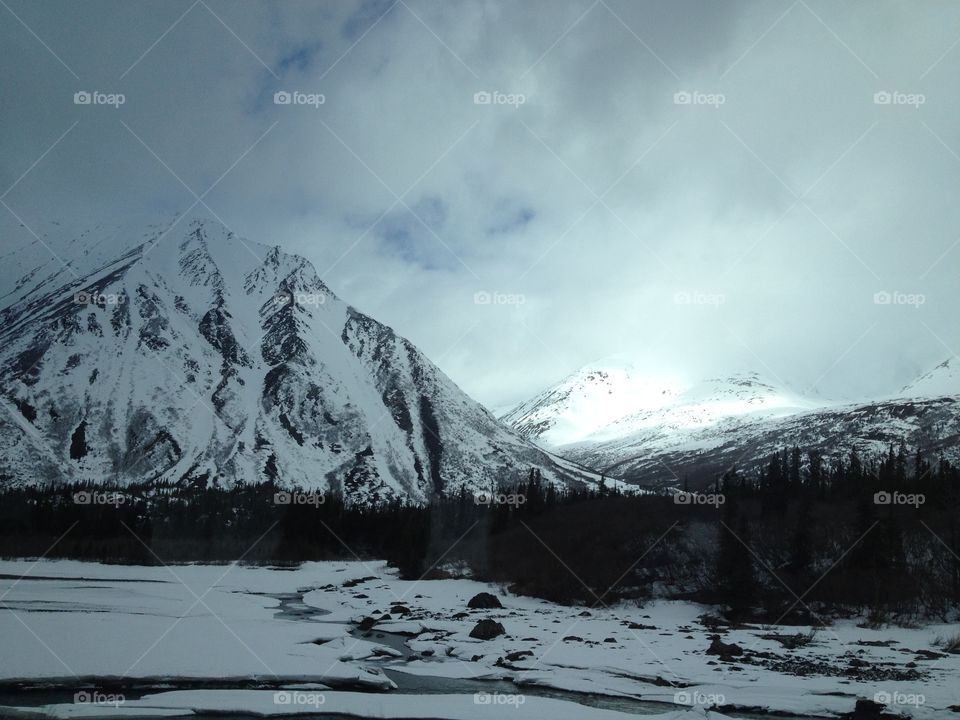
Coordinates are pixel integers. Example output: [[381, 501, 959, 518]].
[[3, 0, 960, 718], [1, 219, 957, 720], [2, 560, 958, 720]]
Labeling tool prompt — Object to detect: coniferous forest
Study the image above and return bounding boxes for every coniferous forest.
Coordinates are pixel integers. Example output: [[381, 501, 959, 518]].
[[2, 444, 958, 623]]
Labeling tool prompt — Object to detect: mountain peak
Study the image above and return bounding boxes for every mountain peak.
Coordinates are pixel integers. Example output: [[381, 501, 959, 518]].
[[501, 357, 823, 449], [503, 354, 960, 492], [0, 219, 599, 501], [901, 357, 958, 399], [500, 359, 687, 447]]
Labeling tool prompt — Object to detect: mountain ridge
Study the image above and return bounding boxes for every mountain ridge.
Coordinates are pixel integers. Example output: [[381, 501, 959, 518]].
[[0, 217, 601, 502], [502, 356, 959, 490]]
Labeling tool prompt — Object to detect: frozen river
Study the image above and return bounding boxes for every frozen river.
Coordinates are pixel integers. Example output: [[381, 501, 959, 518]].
[[0, 560, 955, 719]]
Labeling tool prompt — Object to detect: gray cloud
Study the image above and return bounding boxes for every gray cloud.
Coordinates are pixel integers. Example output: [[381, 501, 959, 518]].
[[2, 0, 959, 408]]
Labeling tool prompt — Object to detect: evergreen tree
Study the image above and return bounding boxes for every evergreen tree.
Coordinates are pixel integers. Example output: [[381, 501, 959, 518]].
[[715, 503, 756, 619], [787, 501, 813, 589]]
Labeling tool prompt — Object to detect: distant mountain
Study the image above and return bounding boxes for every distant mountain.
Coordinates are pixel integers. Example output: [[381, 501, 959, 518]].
[[0, 217, 600, 502], [503, 358, 959, 491], [502, 358, 821, 445], [900, 358, 960, 400], [500, 357, 685, 447]]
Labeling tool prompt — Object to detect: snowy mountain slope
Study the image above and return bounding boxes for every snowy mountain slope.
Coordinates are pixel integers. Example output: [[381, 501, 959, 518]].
[[499, 357, 686, 447], [0, 217, 599, 503], [503, 358, 821, 446], [567, 395, 960, 490], [578, 370, 824, 446], [899, 357, 960, 400], [503, 358, 960, 491]]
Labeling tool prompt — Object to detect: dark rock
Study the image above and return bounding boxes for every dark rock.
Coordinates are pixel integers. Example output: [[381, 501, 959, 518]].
[[706, 635, 743, 658], [563, 635, 583, 642], [505, 650, 534, 662], [390, 604, 411, 615], [759, 632, 817, 650], [856, 639, 897, 647], [604, 637, 617, 643], [467, 592, 503, 609], [839, 698, 889, 719], [469, 619, 506, 640], [357, 616, 377, 631], [343, 576, 376, 588]]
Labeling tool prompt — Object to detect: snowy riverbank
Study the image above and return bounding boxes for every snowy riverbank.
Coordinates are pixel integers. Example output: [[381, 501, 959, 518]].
[[0, 560, 956, 719]]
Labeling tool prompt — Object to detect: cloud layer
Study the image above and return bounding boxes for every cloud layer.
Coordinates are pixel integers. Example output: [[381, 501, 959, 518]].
[[2, 0, 959, 407]]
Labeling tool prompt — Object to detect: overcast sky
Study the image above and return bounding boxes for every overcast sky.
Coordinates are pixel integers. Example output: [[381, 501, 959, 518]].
[[2, 0, 959, 408]]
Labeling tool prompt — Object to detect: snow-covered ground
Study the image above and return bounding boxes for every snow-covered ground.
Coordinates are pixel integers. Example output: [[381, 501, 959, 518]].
[[0, 560, 957, 719]]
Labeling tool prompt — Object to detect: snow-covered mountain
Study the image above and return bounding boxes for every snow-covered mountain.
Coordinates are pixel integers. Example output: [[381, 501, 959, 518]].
[[900, 357, 960, 400], [0, 217, 600, 502], [503, 358, 820, 446], [499, 357, 686, 447], [503, 358, 960, 491]]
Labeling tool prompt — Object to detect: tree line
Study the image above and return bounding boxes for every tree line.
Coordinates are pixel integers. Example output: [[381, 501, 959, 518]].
[[0, 443, 957, 622]]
